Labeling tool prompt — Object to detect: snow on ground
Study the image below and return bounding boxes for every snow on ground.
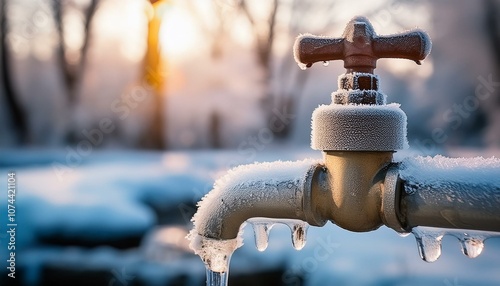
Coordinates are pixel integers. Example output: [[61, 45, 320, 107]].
[[0, 147, 499, 285]]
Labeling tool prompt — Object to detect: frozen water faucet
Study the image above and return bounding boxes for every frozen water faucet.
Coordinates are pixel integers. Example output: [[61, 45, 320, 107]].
[[293, 16, 430, 233], [189, 16, 500, 279]]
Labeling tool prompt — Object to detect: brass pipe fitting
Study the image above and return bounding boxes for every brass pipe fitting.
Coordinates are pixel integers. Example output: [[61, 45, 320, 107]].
[[311, 151, 394, 232]]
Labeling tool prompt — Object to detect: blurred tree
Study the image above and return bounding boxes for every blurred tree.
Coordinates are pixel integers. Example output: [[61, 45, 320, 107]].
[[186, 0, 400, 140], [185, 0, 339, 139], [139, 0, 169, 149], [51, 0, 99, 143], [1, 0, 29, 144], [51, 0, 99, 104]]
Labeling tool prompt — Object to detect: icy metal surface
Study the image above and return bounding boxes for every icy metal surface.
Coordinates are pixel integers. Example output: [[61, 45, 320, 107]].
[[399, 156, 500, 232]]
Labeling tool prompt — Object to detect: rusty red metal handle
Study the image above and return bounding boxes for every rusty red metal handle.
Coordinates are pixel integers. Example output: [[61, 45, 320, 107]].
[[294, 16, 432, 73]]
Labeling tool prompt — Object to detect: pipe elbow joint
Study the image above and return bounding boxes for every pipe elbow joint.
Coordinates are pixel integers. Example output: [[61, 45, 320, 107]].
[[191, 159, 326, 241]]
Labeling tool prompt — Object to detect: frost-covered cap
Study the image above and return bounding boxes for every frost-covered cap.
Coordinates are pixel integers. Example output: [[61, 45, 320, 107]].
[[294, 16, 431, 151]]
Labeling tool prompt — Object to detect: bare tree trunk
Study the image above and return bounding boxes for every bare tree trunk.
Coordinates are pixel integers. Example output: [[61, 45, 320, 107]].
[[239, 0, 278, 69], [52, 0, 74, 101], [79, 0, 98, 88], [51, 0, 99, 144], [209, 111, 222, 148], [52, 0, 98, 104], [1, 0, 28, 144], [139, 0, 167, 150]]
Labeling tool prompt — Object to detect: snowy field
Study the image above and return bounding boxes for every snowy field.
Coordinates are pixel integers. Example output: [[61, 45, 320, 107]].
[[1, 148, 499, 285]]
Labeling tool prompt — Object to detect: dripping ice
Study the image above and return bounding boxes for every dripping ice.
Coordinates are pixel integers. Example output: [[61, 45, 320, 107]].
[[188, 231, 243, 273], [249, 219, 274, 252], [248, 218, 309, 251], [411, 226, 500, 262]]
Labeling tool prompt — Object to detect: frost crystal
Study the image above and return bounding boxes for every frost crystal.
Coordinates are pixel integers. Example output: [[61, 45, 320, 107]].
[[311, 103, 408, 151]]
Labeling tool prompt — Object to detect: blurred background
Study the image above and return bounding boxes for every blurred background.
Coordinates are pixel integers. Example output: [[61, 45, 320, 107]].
[[1, 0, 500, 285]]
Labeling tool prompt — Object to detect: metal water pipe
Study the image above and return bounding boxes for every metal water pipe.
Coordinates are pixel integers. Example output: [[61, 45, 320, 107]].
[[190, 16, 500, 251]]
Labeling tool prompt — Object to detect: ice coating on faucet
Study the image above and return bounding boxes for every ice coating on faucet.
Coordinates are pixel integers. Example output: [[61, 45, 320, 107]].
[[189, 231, 242, 273], [311, 103, 408, 151]]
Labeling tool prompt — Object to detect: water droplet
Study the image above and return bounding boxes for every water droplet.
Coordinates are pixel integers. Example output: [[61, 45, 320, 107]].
[[460, 237, 484, 258], [251, 222, 274, 252], [413, 229, 442, 262], [322, 61, 329, 67], [288, 222, 308, 250]]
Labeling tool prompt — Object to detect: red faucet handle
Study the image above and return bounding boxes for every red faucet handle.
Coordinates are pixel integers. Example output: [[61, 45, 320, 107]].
[[293, 16, 432, 73]]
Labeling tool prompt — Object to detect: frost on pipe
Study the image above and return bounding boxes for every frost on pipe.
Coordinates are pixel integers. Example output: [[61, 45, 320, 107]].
[[188, 159, 321, 271], [399, 156, 500, 232], [189, 159, 320, 240]]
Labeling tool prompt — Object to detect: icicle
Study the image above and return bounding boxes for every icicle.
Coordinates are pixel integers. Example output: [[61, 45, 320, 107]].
[[248, 218, 309, 251], [322, 61, 329, 67], [188, 232, 242, 273], [411, 226, 500, 262], [206, 269, 229, 286], [459, 237, 484, 258], [284, 220, 308, 250], [291, 224, 308, 250], [452, 231, 487, 259], [413, 229, 443, 262], [251, 222, 274, 252], [415, 234, 442, 262]]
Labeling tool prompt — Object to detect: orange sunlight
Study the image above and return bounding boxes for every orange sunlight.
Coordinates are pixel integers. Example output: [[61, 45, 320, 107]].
[[143, 0, 169, 92], [159, 3, 202, 62]]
